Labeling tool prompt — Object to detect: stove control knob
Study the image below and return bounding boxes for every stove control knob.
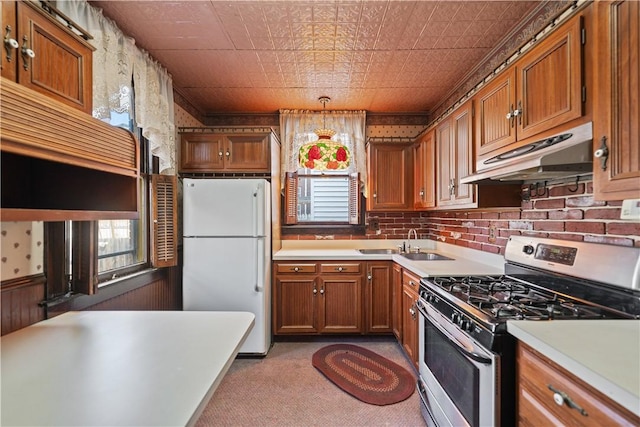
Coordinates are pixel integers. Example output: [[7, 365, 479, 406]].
[[451, 312, 460, 323], [523, 244, 535, 255], [459, 318, 472, 332]]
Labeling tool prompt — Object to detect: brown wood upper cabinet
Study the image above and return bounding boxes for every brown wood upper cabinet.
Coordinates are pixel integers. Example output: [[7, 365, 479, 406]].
[[367, 141, 413, 211], [592, 0, 640, 201], [436, 101, 476, 208], [413, 129, 436, 210], [474, 14, 584, 163], [180, 131, 271, 173], [1, 1, 94, 114]]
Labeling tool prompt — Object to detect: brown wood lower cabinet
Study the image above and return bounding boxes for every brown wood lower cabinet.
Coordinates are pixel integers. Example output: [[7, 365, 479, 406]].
[[364, 261, 393, 334], [273, 261, 363, 334], [273, 261, 394, 335], [401, 269, 420, 370], [516, 342, 639, 427]]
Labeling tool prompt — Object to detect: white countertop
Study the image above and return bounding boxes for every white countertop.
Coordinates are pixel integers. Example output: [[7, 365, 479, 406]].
[[507, 320, 640, 416], [1, 310, 255, 426], [273, 239, 504, 277]]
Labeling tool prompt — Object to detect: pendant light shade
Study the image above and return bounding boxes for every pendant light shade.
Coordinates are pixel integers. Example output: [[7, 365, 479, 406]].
[[298, 97, 351, 171]]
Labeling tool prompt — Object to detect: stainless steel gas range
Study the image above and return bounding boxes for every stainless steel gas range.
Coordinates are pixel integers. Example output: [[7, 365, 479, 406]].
[[416, 236, 640, 427]]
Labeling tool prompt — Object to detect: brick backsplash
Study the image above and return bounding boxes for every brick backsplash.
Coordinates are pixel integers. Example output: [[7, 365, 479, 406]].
[[284, 179, 640, 255]]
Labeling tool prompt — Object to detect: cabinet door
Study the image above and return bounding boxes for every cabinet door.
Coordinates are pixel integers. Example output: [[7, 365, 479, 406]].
[[365, 261, 392, 333], [413, 129, 436, 210], [401, 283, 418, 369], [436, 101, 476, 208], [318, 276, 362, 333], [474, 69, 517, 158], [273, 275, 318, 334], [391, 263, 402, 340], [516, 15, 583, 140], [179, 133, 226, 171], [224, 134, 270, 172], [1, 1, 17, 81], [17, 1, 93, 114], [451, 102, 475, 206], [436, 116, 454, 206], [593, 0, 640, 201], [367, 143, 413, 211]]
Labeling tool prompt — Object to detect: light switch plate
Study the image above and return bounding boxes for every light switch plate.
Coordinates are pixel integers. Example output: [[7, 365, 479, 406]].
[[620, 199, 640, 220]]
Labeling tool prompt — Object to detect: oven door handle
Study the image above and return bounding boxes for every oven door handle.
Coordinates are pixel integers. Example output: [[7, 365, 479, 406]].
[[417, 299, 493, 365]]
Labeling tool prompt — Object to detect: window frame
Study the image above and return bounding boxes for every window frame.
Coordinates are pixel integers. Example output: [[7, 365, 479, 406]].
[[282, 171, 365, 235]]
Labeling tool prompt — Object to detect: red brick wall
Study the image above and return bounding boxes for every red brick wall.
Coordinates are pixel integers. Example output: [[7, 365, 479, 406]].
[[284, 179, 640, 255]]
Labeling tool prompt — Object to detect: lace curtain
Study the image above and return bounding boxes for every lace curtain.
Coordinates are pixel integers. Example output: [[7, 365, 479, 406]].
[[279, 109, 367, 194], [56, 0, 176, 173]]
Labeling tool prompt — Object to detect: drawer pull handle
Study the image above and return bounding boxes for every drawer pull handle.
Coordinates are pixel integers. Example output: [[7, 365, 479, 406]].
[[547, 385, 588, 416]]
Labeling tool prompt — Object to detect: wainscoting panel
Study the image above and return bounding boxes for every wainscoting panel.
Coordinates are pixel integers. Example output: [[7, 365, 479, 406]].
[[1, 275, 46, 335]]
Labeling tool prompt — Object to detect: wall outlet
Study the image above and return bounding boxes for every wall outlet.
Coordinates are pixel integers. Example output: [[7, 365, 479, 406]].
[[621, 199, 640, 220], [488, 224, 497, 243], [369, 218, 380, 230]]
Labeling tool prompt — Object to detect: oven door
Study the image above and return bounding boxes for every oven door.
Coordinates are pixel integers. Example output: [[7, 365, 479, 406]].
[[416, 298, 499, 427]]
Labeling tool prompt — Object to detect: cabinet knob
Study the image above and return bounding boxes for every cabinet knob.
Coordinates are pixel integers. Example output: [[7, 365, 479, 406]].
[[336, 267, 343, 272], [367, 274, 372, 280], [218, 151, 224, 160], [4, 25, 18, 63], [547, 384, 588, 416], [319, 288, 324, 294], [594, 136, 609, 171], [313, 288, 317, 294], [21, 35, 35, 71], [292, 267, 299, 272], [373, 192, 377, 199], [226, 150, 231, 159]]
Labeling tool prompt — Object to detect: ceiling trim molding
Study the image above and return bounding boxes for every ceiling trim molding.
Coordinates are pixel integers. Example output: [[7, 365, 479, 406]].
[[199, 112, 429, 127], [173, 88, 205, 125]]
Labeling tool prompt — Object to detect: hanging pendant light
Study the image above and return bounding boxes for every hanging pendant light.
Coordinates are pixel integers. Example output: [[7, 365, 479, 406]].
[[298, 96, 351, 171]]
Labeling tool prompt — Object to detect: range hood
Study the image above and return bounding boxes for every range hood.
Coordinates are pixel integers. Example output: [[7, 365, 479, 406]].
[[461, 122, 593, 184]]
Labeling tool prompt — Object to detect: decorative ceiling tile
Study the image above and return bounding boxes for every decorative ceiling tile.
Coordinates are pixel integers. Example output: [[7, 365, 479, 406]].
[[90, 0, 552, 113]]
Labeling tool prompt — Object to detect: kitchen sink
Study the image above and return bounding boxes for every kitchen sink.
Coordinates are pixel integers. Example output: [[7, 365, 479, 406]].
[[402, 252, 453, 261], [358, 248, 400, 254]]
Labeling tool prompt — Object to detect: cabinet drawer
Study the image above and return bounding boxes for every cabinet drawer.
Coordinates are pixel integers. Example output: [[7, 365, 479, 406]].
[[320, 263, 362, 274], [517, 343, 639, 426], [402, 270, 420, 289], [275, 263, 317, 274]]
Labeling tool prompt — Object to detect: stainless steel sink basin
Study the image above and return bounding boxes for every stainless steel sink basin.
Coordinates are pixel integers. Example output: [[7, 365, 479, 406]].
[[402, 252, 453, 261], [358, 248, 399, 254]]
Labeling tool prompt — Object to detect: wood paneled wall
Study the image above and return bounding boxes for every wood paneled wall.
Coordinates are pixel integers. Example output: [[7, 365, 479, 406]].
[[1, 275, 46, 335], [1, 266, 181, 336]]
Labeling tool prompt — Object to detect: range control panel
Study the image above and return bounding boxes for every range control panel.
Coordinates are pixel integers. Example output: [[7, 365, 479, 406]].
[[534, 244, 578, 266]]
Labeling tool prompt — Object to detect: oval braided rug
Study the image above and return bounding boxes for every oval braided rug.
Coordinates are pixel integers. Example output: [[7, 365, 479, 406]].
[[312, 344, 416, 406]]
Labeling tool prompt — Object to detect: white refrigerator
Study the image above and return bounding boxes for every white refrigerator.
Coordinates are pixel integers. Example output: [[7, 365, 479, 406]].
[[182, 178, 271, 355]]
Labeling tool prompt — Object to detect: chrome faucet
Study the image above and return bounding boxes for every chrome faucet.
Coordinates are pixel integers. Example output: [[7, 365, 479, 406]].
[[407, 228, 419, 253]]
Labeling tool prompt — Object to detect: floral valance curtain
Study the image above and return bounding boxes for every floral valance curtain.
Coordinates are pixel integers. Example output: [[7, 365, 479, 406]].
[[279, 109, 367, 194], [56, 0, 176, 173]]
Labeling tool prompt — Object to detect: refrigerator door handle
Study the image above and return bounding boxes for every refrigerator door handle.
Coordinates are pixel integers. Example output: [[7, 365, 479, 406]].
[[253, 183, 266, 237], [255, 237, 264, 292]]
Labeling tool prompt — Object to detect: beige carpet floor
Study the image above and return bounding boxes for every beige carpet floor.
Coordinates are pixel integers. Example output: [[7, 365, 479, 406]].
[[196, 336, 427, 427]]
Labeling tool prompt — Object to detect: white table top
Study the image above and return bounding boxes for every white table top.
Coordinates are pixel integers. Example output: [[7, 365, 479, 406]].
[[508, 319, 640, 416], [1, 310, 255, 427]]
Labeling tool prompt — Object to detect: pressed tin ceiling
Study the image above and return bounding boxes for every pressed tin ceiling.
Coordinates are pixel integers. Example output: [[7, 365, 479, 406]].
[[88, 1, 558, 116]]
